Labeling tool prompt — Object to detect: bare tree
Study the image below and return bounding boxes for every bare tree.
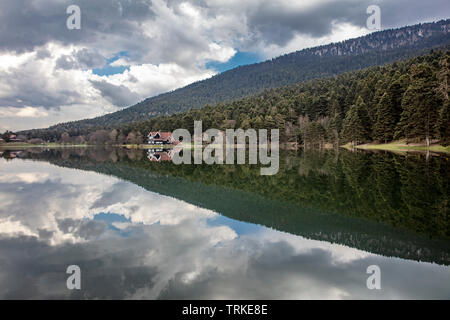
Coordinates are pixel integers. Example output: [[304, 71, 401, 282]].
[[126, 132, 137, 145], [61, 132, 70, 144]]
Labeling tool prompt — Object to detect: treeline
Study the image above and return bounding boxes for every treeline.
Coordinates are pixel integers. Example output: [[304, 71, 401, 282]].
[[122, 50, 449, 147], [0, 128, 144, 146], [19, 19, 450, 134], [58, 129, 144, 145]]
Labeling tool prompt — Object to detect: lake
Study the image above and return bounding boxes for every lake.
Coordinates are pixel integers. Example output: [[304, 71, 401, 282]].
[[0, 147, 449, 299]]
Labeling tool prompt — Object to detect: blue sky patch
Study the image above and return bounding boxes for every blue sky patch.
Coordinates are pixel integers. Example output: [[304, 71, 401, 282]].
[[93, 212, 132, 237], [206, 51, 261, 73], [93, 51, 130, 76], [207, 214, 262, 236]]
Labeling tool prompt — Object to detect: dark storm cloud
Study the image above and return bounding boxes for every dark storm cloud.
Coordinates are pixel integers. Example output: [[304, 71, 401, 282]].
[[378, 0, 450, 28], [0, 0, 155, 54], [55, 55, 79, 70], [246, 0, 367, 46], [35, 47, 52, 60], [56, 49, 105, 70], [74, 49, 106, 69], [1, 0, 448, 54], [245, 0, 450, 46], [89, 80, 141, 107]]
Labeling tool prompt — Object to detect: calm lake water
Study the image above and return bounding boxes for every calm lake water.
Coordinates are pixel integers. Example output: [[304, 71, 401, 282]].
[[0, 147, 449, 299]]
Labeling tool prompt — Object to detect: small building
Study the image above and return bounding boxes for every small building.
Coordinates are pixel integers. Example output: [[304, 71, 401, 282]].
[[148, 131, 176, 145], [8, 134, 24, 143]]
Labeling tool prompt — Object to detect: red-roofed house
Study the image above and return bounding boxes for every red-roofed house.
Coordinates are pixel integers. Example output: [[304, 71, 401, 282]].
[[8, 134, 25, 143], [148, 131, 176, 145]]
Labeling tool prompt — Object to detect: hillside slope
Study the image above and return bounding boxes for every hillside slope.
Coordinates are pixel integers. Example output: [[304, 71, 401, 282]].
[[23, 19, 450, 135], [122, 49, 449, 147]]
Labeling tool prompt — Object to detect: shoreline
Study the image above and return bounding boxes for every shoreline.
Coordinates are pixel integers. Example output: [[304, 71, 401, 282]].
[[3, 141, 450, 155], [341, 141, 450, 154]]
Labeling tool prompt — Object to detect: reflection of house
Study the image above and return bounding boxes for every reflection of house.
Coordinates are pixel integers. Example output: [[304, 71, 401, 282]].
[[8, 134, 24, 143], [147, 148, 177, 162], [7, 151, 22, 159], [148, 131, 176, 145]]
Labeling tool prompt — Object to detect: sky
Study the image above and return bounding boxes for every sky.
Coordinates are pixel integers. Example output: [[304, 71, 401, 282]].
[[0, 0, 449, 132]]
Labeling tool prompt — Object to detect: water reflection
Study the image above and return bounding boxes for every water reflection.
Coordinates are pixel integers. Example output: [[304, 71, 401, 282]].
[[147, 148, 180, 162], [0, 147, 449, 299]]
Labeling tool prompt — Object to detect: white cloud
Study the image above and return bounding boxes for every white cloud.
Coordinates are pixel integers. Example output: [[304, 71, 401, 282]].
[[0, 106, 48, 118], [0, 42, 216, 130]]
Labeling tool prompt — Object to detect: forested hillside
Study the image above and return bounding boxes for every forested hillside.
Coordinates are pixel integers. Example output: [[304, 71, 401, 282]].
[[118, 49, 449, 147], [20, 19, 450, 138]]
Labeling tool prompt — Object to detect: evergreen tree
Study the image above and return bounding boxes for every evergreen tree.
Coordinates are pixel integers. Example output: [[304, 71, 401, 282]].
[[436, 100, 450, 146], [328, 97, 342, 145], [373, 92, 397, 143], [341, 96, 370, 145], [435, 54, 449, 146], [397, 63, 440, 145]]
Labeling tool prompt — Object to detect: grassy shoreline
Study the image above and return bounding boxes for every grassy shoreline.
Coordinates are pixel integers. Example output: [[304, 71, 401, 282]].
[[342, 140, 450, 154]]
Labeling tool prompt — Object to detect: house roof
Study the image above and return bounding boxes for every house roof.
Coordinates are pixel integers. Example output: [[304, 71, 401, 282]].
[[149, 132, 173, 140]]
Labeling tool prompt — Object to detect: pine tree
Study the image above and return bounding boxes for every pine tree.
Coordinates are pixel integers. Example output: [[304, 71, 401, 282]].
[[328, 97, 342, 145], [341, 96, 370, 146], [436, 100, 450, 146], [435, 54, 449, 146], [372, 74, 407, 143], [397, 63, 440, 145], [374, 93, 396, 142]]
